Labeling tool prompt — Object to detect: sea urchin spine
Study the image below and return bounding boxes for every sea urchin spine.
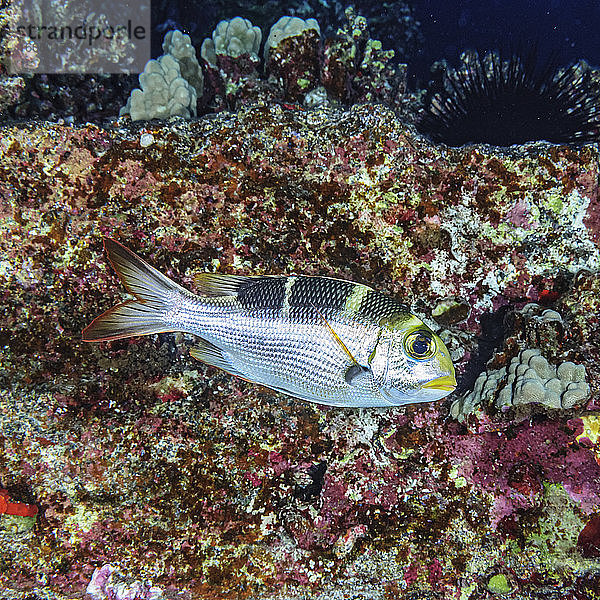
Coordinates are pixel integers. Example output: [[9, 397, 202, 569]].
[[418, 50, 600, 147]]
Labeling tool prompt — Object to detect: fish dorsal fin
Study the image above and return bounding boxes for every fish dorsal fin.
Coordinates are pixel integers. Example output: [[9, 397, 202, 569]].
[[193, 273, 252, 297]]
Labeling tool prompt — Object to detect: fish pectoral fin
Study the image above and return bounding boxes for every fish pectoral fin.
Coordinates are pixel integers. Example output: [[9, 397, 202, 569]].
[[190, 339, 246, 379], [193, 273, 252, 297], [345, 364, 372, 386], [312, 306, 375, 387]]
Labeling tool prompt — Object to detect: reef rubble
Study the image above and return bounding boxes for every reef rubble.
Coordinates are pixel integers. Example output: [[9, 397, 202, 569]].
[[1, 104, 600, 599]]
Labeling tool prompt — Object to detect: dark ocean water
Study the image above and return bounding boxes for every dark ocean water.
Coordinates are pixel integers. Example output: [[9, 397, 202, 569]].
[[411, 0, 600, 83], [154, 0, 600, 86]]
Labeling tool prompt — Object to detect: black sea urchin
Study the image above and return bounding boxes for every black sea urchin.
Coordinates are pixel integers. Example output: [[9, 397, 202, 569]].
[[418, 50, 600, 147]]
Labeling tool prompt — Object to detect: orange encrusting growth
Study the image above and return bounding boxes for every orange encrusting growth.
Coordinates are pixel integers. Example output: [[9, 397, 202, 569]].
[[0, 489, 38, 517]]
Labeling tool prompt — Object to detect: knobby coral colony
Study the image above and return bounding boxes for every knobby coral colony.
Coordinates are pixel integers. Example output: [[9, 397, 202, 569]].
[[418, 50, 600, 147]]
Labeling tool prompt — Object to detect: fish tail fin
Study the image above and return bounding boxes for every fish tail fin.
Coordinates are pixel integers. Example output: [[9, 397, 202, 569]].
[[82, 238, 188, 342]]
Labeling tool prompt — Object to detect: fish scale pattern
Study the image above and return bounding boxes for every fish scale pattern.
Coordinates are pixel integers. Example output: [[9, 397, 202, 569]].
[[235, 275, 406, 325], [237, 277, 287, 310], [287, 277, 356, 310]]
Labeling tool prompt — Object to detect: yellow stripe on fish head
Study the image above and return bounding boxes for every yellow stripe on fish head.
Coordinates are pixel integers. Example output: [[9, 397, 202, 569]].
[[379, 312, 424, 332]]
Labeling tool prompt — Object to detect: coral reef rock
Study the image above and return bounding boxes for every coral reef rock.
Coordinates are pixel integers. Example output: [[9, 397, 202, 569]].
[[453, 348, 590, 422], [86, 564, 164, 600], [1, 103, 600, 599], [0, 76, 24, 115], [192, 11, 407, 112], [200, 17, 267, 110], [322, 7, 405, 105], [264, 16, 320, 60], [264, 16, 321, 102]]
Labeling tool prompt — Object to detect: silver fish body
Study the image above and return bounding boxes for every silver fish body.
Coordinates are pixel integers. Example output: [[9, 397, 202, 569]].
[[83, 239, 456, 408]]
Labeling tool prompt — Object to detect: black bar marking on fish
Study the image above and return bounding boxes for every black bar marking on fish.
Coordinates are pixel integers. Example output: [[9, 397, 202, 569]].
[[357, 291, 407, 323], [237, 277, 287, 310], [288, 276, 355, 310]]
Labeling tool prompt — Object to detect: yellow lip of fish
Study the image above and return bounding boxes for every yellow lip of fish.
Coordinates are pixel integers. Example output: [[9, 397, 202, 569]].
[[422, 374, 457, 392]]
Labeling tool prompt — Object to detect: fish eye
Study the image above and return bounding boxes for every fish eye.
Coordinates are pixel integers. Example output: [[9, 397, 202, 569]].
[[404, 329, 435, 360]]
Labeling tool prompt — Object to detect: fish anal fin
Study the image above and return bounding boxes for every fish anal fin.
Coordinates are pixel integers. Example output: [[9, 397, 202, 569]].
[[190, 339, 247, 380], [193, 273, 251, 297]]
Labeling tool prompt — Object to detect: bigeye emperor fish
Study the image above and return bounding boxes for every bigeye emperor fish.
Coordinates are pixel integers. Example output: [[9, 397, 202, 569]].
[[83, 239, 456, 407]]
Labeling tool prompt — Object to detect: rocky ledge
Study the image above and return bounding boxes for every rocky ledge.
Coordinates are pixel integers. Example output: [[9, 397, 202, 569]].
[[1, 104, 599, 599]]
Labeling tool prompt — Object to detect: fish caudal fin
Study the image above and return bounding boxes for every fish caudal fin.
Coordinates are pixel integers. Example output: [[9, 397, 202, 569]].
[[82, 238, 187, 342]]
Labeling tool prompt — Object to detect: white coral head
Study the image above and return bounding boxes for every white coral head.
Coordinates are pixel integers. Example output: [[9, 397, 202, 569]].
[[200, 17, 262, 67], [120, 53, 197, 121], [264, 16, 320, 60]]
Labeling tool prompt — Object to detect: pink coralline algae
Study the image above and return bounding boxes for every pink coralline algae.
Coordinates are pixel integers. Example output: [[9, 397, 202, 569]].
[[1, 104, 600, 599], [449, 419, 600, 526]]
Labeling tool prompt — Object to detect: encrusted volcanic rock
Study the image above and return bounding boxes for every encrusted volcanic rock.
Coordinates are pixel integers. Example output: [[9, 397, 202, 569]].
[[1, 104, 599, 598]]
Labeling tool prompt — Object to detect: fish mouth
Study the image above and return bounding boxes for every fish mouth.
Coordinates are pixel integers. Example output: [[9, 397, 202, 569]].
[[422, 374, 457, 392]]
